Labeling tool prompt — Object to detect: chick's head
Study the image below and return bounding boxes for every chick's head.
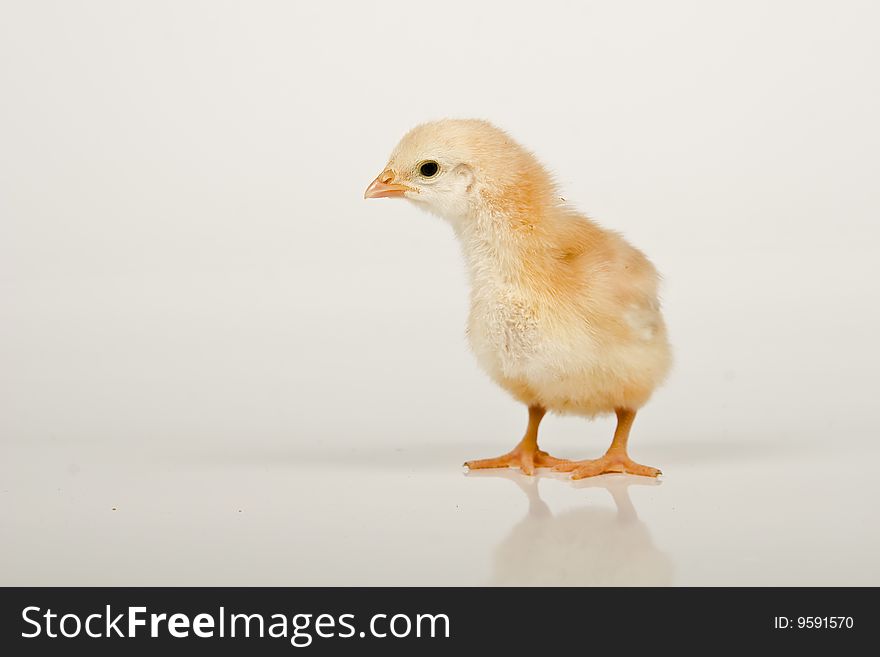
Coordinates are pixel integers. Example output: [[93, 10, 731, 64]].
[[364, 119, 555, 225]]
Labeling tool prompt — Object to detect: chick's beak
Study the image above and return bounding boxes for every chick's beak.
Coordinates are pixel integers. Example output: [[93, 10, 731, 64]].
[[364, 169, 410, 199]]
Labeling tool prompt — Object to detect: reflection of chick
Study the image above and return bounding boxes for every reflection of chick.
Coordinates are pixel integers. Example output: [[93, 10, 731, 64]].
[[474, 472, 673, 586], [365, 120, 670, 478]]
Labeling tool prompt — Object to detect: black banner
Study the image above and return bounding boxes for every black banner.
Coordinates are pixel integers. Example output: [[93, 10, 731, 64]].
[[0, 587, 872, 654]]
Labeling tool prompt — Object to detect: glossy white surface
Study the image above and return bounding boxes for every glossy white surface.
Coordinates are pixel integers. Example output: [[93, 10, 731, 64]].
[[2, 1, 879, 586], [2, 432, 879, 586]]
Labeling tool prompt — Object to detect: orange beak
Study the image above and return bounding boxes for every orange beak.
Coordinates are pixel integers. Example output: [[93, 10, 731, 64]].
[[364, 169, 411, 199]]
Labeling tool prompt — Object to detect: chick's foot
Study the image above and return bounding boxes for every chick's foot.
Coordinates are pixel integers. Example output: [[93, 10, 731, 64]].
[[554, 453, 661, 479], [464, 449, 570, 477]]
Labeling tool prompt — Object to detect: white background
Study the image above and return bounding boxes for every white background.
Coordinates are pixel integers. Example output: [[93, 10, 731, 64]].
[[1, 1, 878, 585]]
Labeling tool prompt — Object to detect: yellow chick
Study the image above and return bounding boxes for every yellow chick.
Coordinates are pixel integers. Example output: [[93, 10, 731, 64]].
[[365, 120, 671, 479]]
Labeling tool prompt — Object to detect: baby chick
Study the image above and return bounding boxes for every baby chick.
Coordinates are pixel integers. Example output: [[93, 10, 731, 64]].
[[365, 120, 671, 479]]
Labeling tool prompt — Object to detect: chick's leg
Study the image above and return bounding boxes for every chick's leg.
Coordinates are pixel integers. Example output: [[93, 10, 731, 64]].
[[464, 406, 570, 476], [554, 409, 661, 479]]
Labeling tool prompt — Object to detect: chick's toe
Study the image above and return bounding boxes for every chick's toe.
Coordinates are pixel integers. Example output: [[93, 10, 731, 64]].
[[465, 450, 571, 477], [554, 455, 662, 480]]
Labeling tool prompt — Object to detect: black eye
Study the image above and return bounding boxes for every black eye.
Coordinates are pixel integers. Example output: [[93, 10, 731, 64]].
[[418, 161, 439, 177]]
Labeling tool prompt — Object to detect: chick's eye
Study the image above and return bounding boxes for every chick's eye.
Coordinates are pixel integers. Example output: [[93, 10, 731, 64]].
[[419, 161, 439, 178]]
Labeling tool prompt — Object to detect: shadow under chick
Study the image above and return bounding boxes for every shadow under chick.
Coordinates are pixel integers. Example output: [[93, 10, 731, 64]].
[[468, 471, 674, 586]]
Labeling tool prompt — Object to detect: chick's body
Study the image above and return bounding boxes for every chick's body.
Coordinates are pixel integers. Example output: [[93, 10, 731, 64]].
[[462, 202, 670, 418], [365, 120, 670, 478]]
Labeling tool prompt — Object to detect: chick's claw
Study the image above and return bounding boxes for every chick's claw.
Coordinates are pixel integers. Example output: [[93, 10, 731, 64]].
[[553, 453, 661, 480], [465, 449, 571, 476]]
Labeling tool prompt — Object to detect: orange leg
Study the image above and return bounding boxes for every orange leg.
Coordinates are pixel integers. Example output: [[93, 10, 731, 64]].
[[464, 406, 571, 476], [554, 408, 662, 479]]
